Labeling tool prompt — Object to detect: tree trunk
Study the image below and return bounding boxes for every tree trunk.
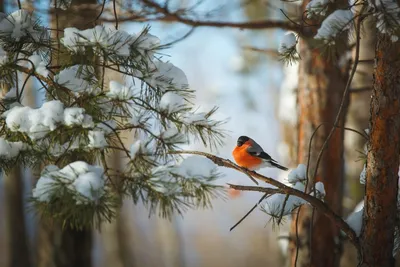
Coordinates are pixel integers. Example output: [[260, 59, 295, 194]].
[[4, 167, 32, 267], [341, 13, 375, 267], [36, 2, 97, 267], [1, 2, 32, 267], [359, 34, 400, 267], [289, 8, 349, 267]]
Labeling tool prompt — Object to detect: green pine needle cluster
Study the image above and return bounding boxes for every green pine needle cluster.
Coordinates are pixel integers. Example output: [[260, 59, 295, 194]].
[[0, 9, 226, 229]]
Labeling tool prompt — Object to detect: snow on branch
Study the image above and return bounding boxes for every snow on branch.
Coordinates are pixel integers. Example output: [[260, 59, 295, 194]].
[[262, 164, 325, 220], [0, 8, 226, 228], [278, 32, 300, 65], [371, 0, 400, 42], [305, 0, 333, 18], [170, 150, 360, 250], [314, 10, 354, 44]]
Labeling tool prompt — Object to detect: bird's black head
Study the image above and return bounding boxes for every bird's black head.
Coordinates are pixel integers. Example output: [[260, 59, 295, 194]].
[[237, 136, 250, 147]]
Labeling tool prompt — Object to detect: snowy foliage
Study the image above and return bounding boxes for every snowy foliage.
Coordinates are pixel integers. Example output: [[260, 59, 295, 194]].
[[0, 10, 43, 42], [52, 0, 72, 10], [313, 0, 400, 45], [33, 161, 105, 204], [314, 181, 326, 198], [262, 164, 326, 220], [106, 81, 133, 100], [306, 0, 331, 18], [87, 130, 107, 148], [264, 182, 306, 217], [371, 0, 400, 42], [278, 32, 297, 54], [27, 54, 49, 77], [287, 164, 307, 184], [315, 10, 354, 44], [54, 65, 95, 94], [173, 156, 215, 178], [159, 91, 186, 113], [147, 61, 189, 91], [0, 8, 225, 228], [278, 32, 299, 65], [0, 137, 26, 159]]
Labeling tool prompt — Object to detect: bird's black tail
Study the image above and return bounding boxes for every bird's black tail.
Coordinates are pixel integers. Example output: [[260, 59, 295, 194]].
[[270, 161, 289, 171]]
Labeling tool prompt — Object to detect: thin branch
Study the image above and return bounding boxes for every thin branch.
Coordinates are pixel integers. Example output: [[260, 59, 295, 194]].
[[240, 167, 259, 185], [243, 46, 280, 57], [277, 194, 290, 225], [229, 183, 359, 248], [100, 0, 304, 34], [229, 192, 271, 231], [159, 27, 196, 49], [294, 206, 302, 267], [350, 86, 372, 93], [113, 0, 119, 30], [342, 126, 369, 140], [88, 0, 106, 27], [306, 123, 325, 188], [14, 64, 76, 99], [358, 59, 374, 63], [170, 150, 360, 250], [312, 8, 365, 186], [304, 123, 324, 266]]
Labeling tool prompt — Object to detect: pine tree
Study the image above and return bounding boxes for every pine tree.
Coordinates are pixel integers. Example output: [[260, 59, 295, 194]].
[[0, 2, 226, 264]]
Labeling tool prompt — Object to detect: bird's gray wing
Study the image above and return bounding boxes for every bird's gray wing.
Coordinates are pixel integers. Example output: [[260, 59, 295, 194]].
[[246, 139, 274, 161]]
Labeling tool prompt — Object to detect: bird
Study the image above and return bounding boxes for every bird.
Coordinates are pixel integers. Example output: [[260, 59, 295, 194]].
[[232, 135, 289, 171]]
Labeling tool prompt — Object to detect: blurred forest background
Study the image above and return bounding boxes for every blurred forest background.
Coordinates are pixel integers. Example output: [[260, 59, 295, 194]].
[[0, 0, 377, 266]]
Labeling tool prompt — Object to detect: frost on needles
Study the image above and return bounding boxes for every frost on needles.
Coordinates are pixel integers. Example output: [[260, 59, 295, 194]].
[[0, 8, 225, 229]]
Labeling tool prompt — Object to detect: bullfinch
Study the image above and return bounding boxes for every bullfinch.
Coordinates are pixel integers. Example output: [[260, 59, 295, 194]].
[[232, 136, 288, 171]]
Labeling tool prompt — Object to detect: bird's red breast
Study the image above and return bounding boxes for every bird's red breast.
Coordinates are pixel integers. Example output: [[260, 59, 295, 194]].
[[232, 140, 262, 169]]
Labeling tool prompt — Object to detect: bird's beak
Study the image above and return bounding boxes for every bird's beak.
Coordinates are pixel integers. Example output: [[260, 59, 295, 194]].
[[237, 141, 243, 147]]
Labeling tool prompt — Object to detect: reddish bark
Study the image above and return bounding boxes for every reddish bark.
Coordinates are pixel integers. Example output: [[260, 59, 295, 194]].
[[289, 8, 349, 266], [360, 35, 400, 267]]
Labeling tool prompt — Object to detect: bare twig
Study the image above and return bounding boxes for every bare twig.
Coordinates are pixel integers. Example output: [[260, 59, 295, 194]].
[[113, 0, 119, 29], [89, 0, 106, 27], [243, 46, 280, 57], [277, 194, 290, 225], [100, 0, 304, 34], [240, 167, 259, 185], [229, 183, 359, 248], [159, 27, 196, 48], [229, 192, 270, 231], [350, 86, 372, 93], [303, 123, 325, 266], [15, 65, 76, 99]]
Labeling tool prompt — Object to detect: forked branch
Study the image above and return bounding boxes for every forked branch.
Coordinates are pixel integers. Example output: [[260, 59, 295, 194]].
[[170, 150, 360, 251]]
